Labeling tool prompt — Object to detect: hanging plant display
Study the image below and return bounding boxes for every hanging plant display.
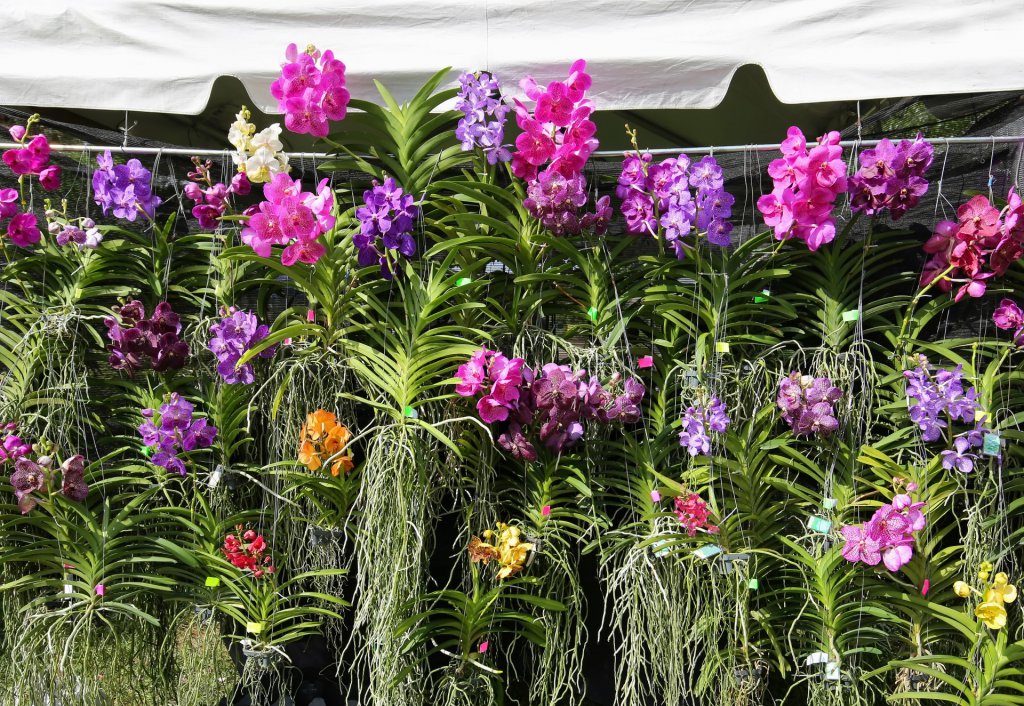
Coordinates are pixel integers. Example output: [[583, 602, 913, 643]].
[[0, 44, 1021, 706]]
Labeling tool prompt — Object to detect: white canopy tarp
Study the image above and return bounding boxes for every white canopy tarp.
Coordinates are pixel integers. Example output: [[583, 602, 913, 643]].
[[6, 0, 1024, 114]]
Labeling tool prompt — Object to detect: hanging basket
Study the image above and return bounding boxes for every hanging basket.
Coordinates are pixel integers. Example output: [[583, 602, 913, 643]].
[[733, 663, 767, 685], [715, 552, 750, 575], [240, 640, 282, 670], [192, 604, 215, 622], [308, 524, 345, 548]]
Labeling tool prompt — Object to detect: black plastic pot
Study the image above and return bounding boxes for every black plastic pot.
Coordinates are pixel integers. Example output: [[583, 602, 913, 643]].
[[223, 634, 345, 706]]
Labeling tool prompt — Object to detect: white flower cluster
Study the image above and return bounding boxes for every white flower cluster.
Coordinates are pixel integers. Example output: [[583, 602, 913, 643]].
[[228, 106, 290, 184]]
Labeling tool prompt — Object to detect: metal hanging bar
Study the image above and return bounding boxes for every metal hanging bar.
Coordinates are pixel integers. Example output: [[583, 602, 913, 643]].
[[0, 134, 1021, 161]]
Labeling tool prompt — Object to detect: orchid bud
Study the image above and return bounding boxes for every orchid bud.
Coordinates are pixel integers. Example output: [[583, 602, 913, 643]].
[[9, 125, 25, 141], [37, 455, 52, 467], [183, 182, 203, 202]]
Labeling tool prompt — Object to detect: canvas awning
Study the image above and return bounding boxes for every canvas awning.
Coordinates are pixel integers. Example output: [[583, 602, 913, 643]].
[[3, 1, 1022, 152], [8, 0, 1024, 114]]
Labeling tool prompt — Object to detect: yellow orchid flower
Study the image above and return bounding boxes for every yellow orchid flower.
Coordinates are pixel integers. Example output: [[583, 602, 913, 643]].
[[975, 600, 1008, 630], [987, 582, 1017, 605]]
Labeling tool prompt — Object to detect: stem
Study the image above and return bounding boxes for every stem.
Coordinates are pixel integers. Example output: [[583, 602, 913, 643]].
[[896, 264, 955, 356]]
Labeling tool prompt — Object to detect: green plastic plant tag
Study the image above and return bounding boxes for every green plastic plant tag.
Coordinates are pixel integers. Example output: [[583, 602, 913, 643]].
[[403, 406, 418, 419], [822, 497, 838, 510], [747, 578, 759, 590], [715, 342, 730, 354], [246, 621, 263, 634], [693, 544, 722, 560], [587, 307, 598, 321], [754, 289, 771, 303], [204, 576, 220, 588], [141, 445, 152, 458], [842, 309, 860, 322], [650, 539, 670, 558], [807, 516, 832, 534], [456, 277, 471, 287], [983, 432, 1001, 456]]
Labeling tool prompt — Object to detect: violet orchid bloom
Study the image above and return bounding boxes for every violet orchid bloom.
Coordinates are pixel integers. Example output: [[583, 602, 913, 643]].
[[993, 298, 1024, 344], [7, 213, 41, 248], [881, 541, 914, 572], [941, 436, 976, 473], [141, 395, 217, 475], [840, 524, 882, 565], [10, 457, 46, 513], [477, 396, 510, 424], [60, 455, 88, 503]]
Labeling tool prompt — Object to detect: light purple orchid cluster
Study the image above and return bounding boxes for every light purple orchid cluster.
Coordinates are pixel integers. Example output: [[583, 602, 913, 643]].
[[757, 127, 846, 252], [103, 300, 190, 375], [904, 356, 988, 473], [455, 71, 511, 164], [522, 171, 612, 237], [92, 150, 162, 222], [849, 135, 933, 220], [208, 307, 276, 384], [841, 486, 925, 572], [0, 424, 31, 464], [138, 393, 217, 476], [993, 298, 1024, 346], [10, 453, 88, 514], [455, 348, 645, 459], [678, 397, 730, 456], [618, 152, 734, 257], [270, 43, 350, 138], [241, 172, 335, 266], [184, 157, 251, 229], [354, 177, 419, 279], [48, 213, 102, 250], [776, 372, 843, 437]]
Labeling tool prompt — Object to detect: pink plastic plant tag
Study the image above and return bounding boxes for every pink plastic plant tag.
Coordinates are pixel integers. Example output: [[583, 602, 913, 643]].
[[650, 490, 661, 503], [479, 641, 489, 653], [95, 584, 105, 596], [541, 505, 551, 517], [638, 355, 654, 369]]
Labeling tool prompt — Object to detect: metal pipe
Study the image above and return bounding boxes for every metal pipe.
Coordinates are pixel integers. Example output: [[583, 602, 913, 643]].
[[0, 134, 1021, 161], [592, 135, 1024, 157], [0, 140, 331, 158]]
